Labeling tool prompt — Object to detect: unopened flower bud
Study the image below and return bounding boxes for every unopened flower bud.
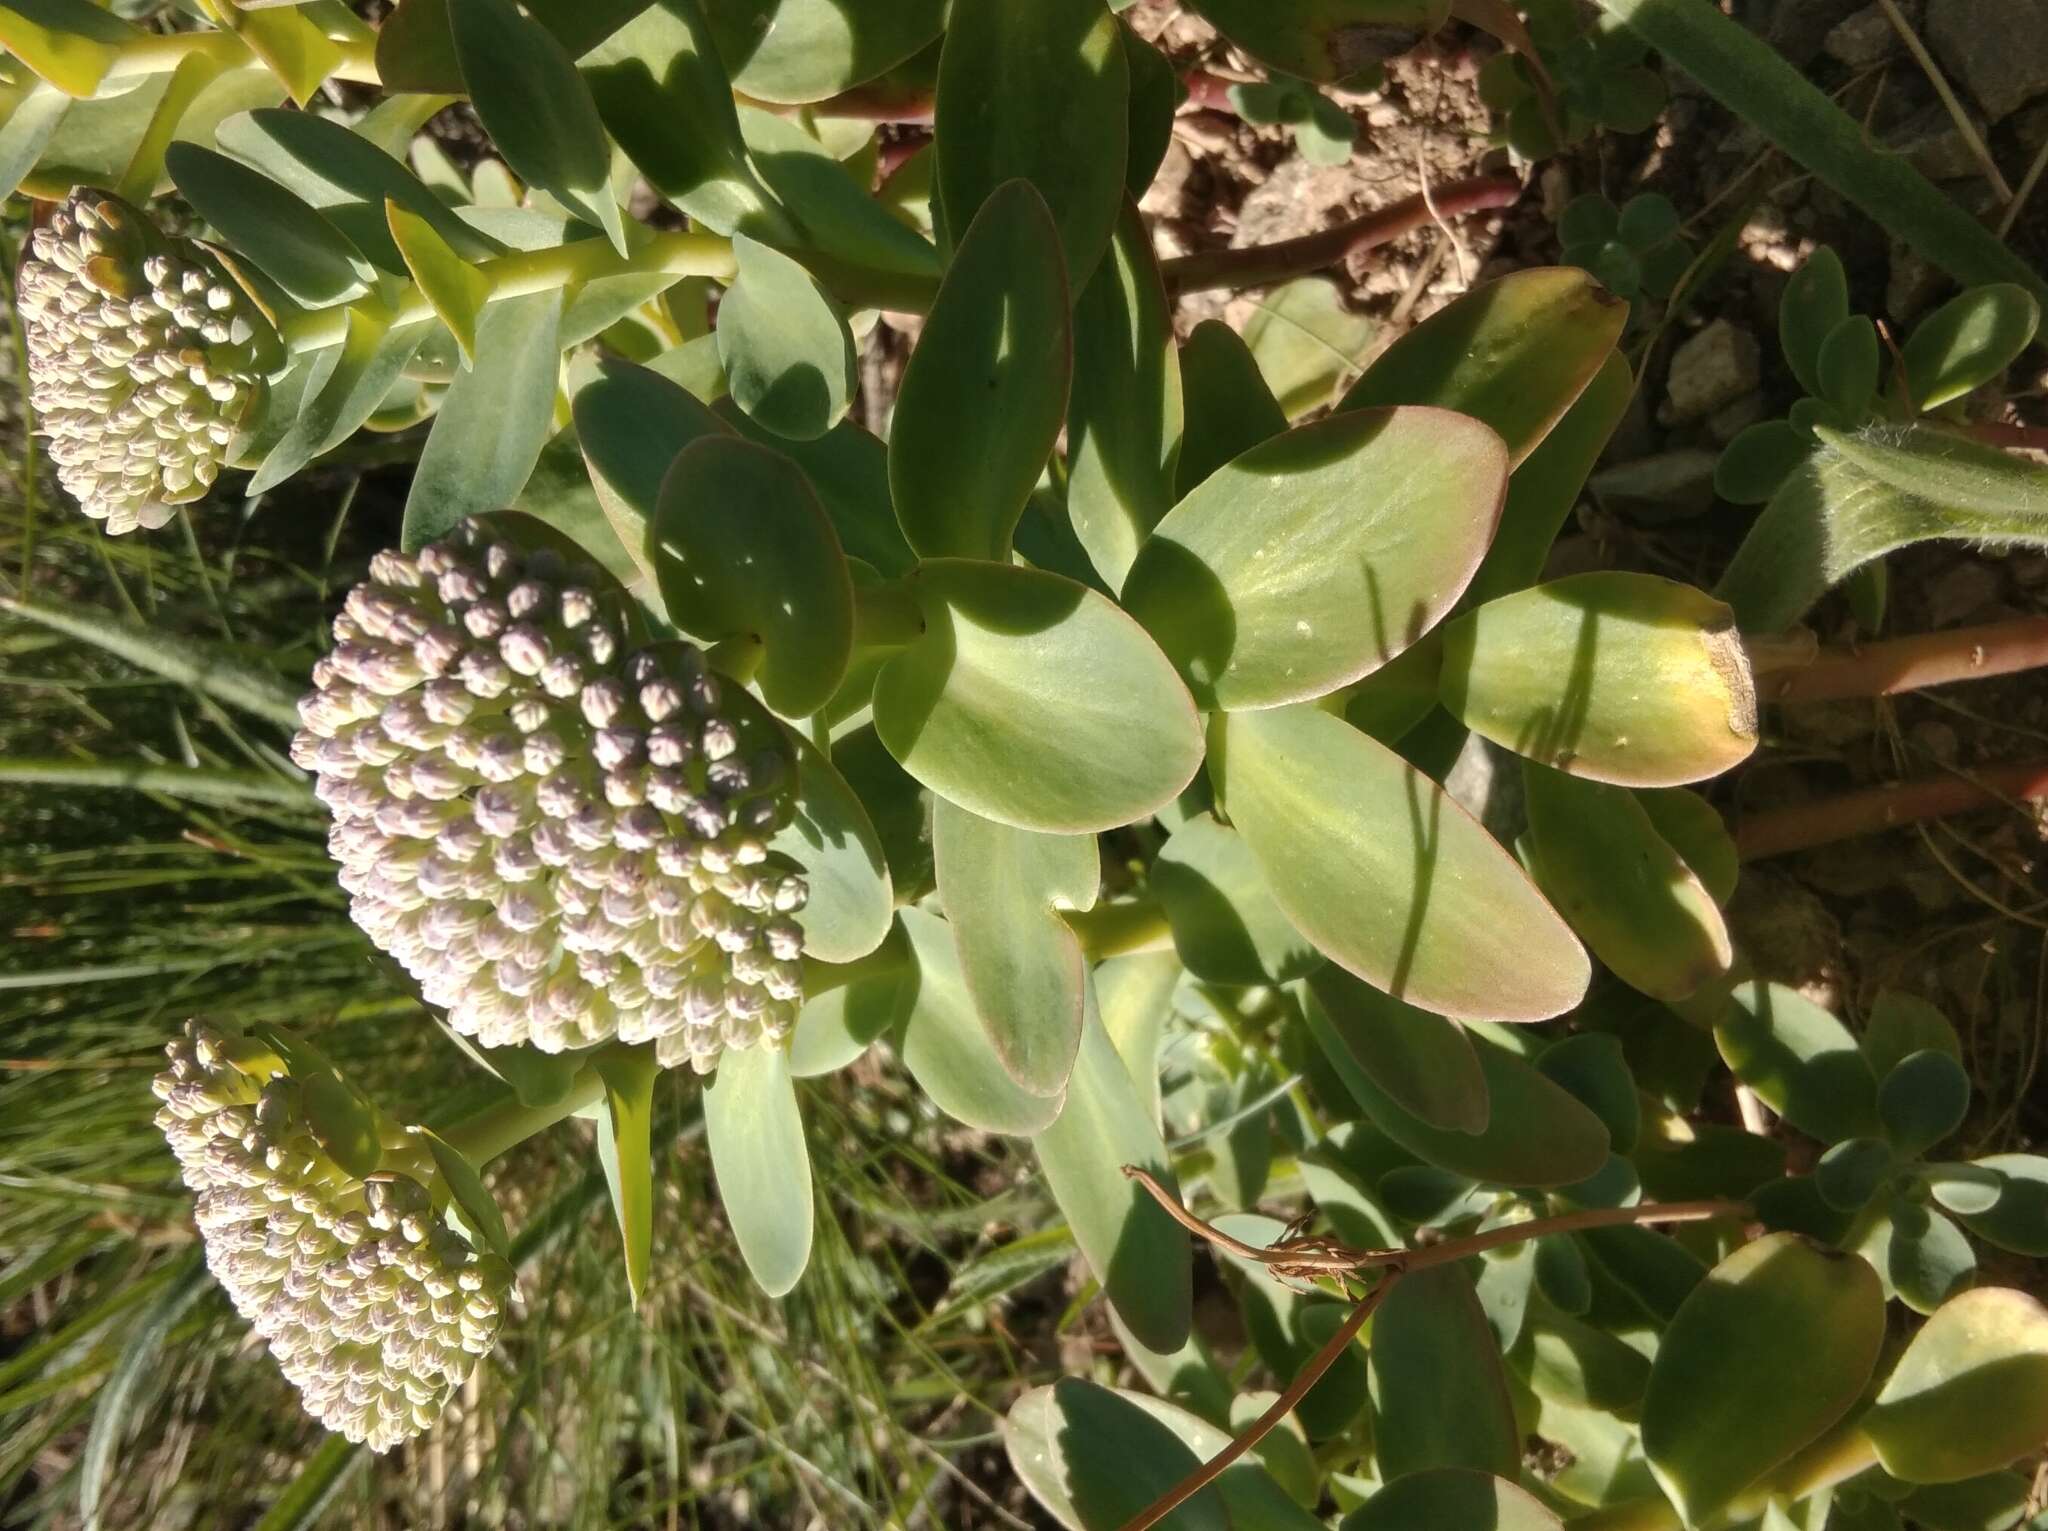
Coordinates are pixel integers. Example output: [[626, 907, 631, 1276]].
[[151, 1022, 510, 1452], [20, 192, 270, 535], [295, 519, 809, 1072]]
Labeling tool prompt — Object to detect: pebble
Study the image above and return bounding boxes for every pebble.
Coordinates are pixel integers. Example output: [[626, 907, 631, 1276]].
[[1661, 319, 1762, 424], [1926, 0, 2048, 120]]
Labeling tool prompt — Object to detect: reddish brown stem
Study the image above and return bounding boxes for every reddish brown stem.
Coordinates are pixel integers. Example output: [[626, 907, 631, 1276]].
[[1119, 1278, 1398, 1531], [1758, 617, 2048, 703], [1959, 421, 2048, 452], [1159, 173, 1524, 295], [1736, 759, 2048, 860]]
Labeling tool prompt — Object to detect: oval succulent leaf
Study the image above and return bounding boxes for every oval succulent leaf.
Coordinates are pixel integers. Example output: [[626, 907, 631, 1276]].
[[703, 1039, 814, 1297], [1302, 965, 1488, 1134], [934, 798, 1099, 1097], [890, 178, 1071, 563], [573, 355, 731, 587], [873, 560, 1203, 834], [1004, 1379, 1228, 1531], [1902, 283, 2040, 411], [704, 0, 946, 106], [1175, 318, 1289, 499], [449, 0, 629, 253], [1439, 571, 1760, 788], [165, 143, 378, 308], [652, 434, 854, 719], [770, 730, 892, 965], [895, 908, 1064, 1135], [1340, 267, 1628, 465], [715, 234, 857, 443], [1123, 405, 1507, 712], [1152, 815, 1320, 986], [1341, 1469, 1562, 1531], [1209, 704, 1589, 1022], [1521, 763, 1734, 1001], [1031, 995, 1192, 1354], [1369, 1263, 1522, 1480], [1714, 982, 1882, 1145], [935, 0, 1129, 287], [1862, 1287, 2048, 1484], [1641, 1232, 1885, 1527]]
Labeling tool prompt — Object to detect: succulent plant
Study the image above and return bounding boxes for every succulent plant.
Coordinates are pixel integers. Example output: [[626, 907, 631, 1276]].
[[18, 191, 271, 534], [152, 1021, 512, 1451], [291, 518, 808, 1074]]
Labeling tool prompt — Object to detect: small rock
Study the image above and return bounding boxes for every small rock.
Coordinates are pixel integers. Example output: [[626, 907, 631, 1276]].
[[1888, 101, 1992, 183], [1926, 0, 2048, 120], [1443, 735, 1524, 845], [1824, 4, 1900, 67], [1728, 867, 1847, 1008], [1589, 449, 1722, 521], [1925, 559, 2003, 626], [1661, 319, 1762, 424], [1909, 718, 1961, 766], [1708, 393, 1767, 444], [1765, 0, 1868, 65], [1887, 239, 1946, 324]]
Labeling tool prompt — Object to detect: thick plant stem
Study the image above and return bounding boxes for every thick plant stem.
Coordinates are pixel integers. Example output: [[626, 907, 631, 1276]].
[[1160, 174, 1523, 295], [277, 229, 737, 355], [1065, 899, 1175, 960], [439, 1067, 606, 1167], [1120, 1278, 1399, 1531], [1756, 616, 2048, 702], [1736, 759, 2048, 859], [852, 580, 926, 650]]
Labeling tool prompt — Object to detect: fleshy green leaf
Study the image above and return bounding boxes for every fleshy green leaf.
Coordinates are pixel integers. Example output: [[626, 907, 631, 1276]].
[[1871, 1195, 1976, 1314], [1210, 705, 1589, 1022], [1067, 198, 1182, 590], [419, 1127, 513, 1263], [1524, 1307, 1652, 1412], [1862, 991, 1961, 1083], [1522, 764, 1733, 1001], [890, 178, 1071, 562], [1340, 267, 1629, 466], [1903, 285, 2040, 411], [1716, 423, 2048, 633], [580, 0, 790, 238], [449, 0, 627, 253], [934, 798, 1098, 1096], [703, 1040, 814, 1296], [1636, 786, 1740, 907], [715, 233, 856, 441], [592, 1045, 658, 1306], [1370, 1264, 1521, 1480], [1878, 1049, 1970, 1160], [1958, 1154, 2048, 1256], [1309, 1019, 1609, 1187], [1095, 949, 1181, 1132], [651, 435, 853, 717], [895, 907, 1064, 1134], [1780, 246, 1849, 398], [1122, 23, 1180, 197], [702, 0, 946, 104], [165, 143, 377, 307], [1175, 318, 1288, 499], [1152, 816, 1319, 986], [1123, 406, 1507, 712], [250, 312, 432, 495], [401, 288, 564, 550], [1862, 1287, 2048, 1484], [1817, 314, 1879, 412], [1715, 982, 1882, 1145], [1181, 0, 1447, 81], [1717, 420, 1814, 507], [771, 731, 892, 965], [573, 355, 729, 588], [1242, 277, 1377, 419], [1537, 1033, 1640, 1154], [935, 0, 1128, 286], [872, 560, 1202, 834], [300, 1073, 380, 1180], [1465, 349, 1633, 607], [1341, 1469, 1562, 1531], [1439, 572, 1759, 788], [1004, 1380, 1228, 1531], [1303, 966, 1487, 1134], [1032, 995, 1191, 1353], [788, 925, 911, 1078], [1641, 1233, 1885, 1526]]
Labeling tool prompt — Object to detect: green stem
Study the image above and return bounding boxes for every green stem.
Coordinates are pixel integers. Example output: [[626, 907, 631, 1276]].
[[704, 632, 765, 684], [1065, 898, 1174, 961], [276, 228, 737, 355], [852, 579, 926, 651], [439, 1066, 605, 1166]]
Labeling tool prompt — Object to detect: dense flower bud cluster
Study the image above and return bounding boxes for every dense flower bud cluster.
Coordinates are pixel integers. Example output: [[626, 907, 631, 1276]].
[[292, 518, 808, 1073], [19, 191, 266, 534], [152, 1022, 511, 1451]]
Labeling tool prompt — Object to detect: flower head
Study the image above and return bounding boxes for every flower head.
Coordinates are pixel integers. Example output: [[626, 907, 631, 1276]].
[[19, 190, 270, 534], [292, 517, 808, 1073], [152, 1022, 511, 1452]]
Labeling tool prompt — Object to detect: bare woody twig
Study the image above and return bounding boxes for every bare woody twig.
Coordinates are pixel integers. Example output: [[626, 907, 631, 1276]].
[[1755, 616, 2048, 703], [1159, 174, 1524, 295], [1115, 1169, 1747, 1531], [1737, 758, 2048, 860]]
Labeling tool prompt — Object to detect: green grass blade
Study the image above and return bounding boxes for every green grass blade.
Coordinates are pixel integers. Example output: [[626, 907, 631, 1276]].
[[78, 1251, 209, 1531], [1590, 0, 2048, 306], [0, 595, 305, 729], [251, 1434, 368, 1531], [0, 759, 315, 809]]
